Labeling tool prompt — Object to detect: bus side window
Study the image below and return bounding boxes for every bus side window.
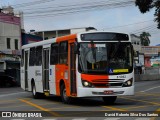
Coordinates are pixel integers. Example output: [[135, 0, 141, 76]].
[[50, 43, 59, 65], [59, 41, 68, 65], [29, 47, 36, 66], [35, 46, 42, 66]]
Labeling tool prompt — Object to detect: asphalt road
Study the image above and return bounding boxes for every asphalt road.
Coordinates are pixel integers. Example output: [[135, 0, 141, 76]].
[[0, 80, 160, 120]]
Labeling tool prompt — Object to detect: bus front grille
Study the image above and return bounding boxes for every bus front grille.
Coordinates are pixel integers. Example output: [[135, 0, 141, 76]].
[[92, 79, 124, 88]]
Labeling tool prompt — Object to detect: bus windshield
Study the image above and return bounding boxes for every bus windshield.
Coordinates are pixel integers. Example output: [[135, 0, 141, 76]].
[[78, 42, 133, 75]]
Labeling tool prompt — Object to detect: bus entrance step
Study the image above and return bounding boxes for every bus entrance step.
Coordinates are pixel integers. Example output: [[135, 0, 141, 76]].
[[44, 91, 49, 96]]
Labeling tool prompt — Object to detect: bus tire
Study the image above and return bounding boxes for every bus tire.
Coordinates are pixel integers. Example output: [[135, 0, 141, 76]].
[[31, 82, 42, 99], [102, 96, 117, 104], [60, 84, 72, 104]]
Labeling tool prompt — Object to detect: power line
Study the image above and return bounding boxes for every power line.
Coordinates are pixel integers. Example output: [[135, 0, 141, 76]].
[[20, 0, 110, 11], [12, 0, 55, 8], [102, 19, 154, 30], [23, 0, 134, 18], [131, 25, 157, 34]]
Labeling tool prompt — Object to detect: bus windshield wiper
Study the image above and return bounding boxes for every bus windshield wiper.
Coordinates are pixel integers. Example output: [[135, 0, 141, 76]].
[[90, 41, 96, 63]]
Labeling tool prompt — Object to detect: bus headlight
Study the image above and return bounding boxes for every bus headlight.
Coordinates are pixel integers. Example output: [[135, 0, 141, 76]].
[[82, 80, 93, 87], [122, 78, 133, 87]]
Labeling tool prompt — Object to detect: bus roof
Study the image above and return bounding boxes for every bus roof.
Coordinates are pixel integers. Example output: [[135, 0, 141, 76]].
[[22, 38, 56, 49], [22, 31, 130, 49]]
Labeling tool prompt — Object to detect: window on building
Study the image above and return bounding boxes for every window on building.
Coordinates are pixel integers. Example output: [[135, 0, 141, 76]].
[[29, 47, 36, 66], [59, 41, 68, 64], [15, 39, 18, 50], [50, 43, 59, 65], [7, 38, 11, 49], [35, 46, 42, 66]]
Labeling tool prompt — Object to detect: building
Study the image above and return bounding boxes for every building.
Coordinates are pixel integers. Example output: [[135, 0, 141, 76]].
[[141, 46, 160, 67], [21, 33, 42, 45], [34, 27, 96, 40], [130, 34, 144, 67], [130, 34, 141, 52], [0, 6, 21, 72]]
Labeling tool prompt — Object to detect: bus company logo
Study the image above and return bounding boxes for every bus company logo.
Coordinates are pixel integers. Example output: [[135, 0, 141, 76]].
[[2, 112, 11, 117]]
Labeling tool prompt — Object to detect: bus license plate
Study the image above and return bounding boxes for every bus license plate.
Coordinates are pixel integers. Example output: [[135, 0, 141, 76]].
[[104, 90, 113, 94]]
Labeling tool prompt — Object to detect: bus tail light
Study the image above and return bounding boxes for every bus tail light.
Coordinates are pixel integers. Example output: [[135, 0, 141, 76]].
[[82, 80, 93, 87], [122, 78, 133, 87]]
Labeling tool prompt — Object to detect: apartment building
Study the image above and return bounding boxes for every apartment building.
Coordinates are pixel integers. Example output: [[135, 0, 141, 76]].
[[0, 6, 21, 72]]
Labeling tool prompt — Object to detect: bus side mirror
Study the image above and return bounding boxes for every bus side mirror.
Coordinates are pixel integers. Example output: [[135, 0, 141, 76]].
[[74, 42, 79, 54]]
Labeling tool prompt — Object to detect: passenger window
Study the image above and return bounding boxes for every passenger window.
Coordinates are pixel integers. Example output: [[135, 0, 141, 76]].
[[35, 46, 42, 66], [59, 41, 68, 64], [29, 47, 36, 66], [50, 43, 59, 65]]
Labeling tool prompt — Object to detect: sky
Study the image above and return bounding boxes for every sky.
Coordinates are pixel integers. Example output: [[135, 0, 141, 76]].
[[0, 0, 160, 46]]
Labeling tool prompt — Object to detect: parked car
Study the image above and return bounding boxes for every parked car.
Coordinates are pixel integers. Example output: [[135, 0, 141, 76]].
[[0, 75, 17, 87]]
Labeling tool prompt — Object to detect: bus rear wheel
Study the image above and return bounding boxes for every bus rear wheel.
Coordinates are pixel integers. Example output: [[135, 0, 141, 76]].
[[60, 84, 73, 104], [32, 82, 43, 99], [102, 96, 117, 104]]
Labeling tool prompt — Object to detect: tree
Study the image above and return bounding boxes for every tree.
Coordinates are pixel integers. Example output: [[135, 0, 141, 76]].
[[140, 32, 151, 46], [135, 0, 160, 29]]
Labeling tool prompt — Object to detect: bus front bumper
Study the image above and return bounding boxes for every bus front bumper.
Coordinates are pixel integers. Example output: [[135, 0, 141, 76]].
[[77, 86, 134, 97]]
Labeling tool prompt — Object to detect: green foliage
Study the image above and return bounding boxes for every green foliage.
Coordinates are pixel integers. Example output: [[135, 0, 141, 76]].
[[140, 32, 151, 46], [135, 0, 160, 29]]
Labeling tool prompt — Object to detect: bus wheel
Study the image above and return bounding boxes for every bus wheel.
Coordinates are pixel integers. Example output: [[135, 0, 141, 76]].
[[31, 82, 42, 99], [60, 84, 72, 104], [102, 96, 117, 104]]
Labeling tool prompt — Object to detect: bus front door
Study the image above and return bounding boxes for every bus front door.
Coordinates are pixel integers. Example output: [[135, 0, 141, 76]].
[[69, 43, 77, 96], [43, 48, 50, 91]]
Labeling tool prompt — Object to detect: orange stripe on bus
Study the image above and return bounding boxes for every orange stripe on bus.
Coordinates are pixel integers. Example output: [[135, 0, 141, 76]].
[[81, 74, 109, 82]]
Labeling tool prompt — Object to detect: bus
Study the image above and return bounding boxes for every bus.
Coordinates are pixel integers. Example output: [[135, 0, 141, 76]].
[[21, 31, 134, 104]]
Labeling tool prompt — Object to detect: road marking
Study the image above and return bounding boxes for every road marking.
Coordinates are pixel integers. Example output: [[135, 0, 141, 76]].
[[42, 119, 57, 120], [140, 86, 160, 92], [0, 99, 17, 104], [119, 97, 160, 106], [0, 92, 26, 97], [49, 106, 79, 110], [72, 118, 87, 120], [150, 107, 160, 120], [124, 105, 157, 110], [0, 102, 57, 109], [0, 98, 31, 104], [104, 118, 120, 120], [11, 119, 25, 120], [135, 118, 150, 120], [19, 99, 62, 117], [135, 92, 160, 97], [102, 106, 126, 111]]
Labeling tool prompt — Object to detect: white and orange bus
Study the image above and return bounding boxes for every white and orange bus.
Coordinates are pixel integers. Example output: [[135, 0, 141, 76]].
[[21, 31, 134, 104]]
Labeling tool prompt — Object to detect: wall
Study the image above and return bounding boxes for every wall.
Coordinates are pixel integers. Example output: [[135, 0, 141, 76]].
[[135, 67, 160, 81], [0, 11, 21, 71], [135, 74, 160, 81], [0, 14, 21, 51]]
